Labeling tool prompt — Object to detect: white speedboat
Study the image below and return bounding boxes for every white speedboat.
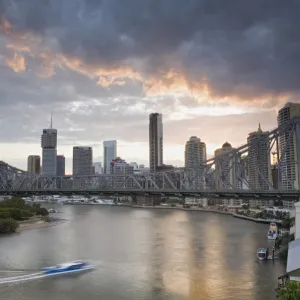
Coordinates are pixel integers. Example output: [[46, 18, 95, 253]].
[[0, 261, 94, 285], [41, 261, 94, 275], [257, 248, 268, 260], [267, 222, 278, 240]]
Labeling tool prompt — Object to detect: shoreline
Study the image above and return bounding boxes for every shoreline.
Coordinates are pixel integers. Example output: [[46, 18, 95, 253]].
[[117, 204, 279, 224], [130, 204, 233, 215], [16, 217, 66, 232], [232, 214, 282, 224], [15, 203, 279, 231]]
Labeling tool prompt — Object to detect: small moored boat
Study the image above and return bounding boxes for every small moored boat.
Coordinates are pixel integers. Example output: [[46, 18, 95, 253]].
[[257, 248, 269, 260], [41, 261, 94, 275], [267, 222, 278, 240]]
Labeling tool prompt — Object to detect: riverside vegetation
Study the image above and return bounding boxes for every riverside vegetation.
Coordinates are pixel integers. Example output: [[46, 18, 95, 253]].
[[276, 281, 300, 299], [0, 197, 48, 234]]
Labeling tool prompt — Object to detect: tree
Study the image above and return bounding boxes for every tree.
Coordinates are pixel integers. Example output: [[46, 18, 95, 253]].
[[277, 281, 300, 299], [32, 207, 49, 216], [1, 197, 26, 208], [282, 218, 293, 230], [0, 207, 34, 220], [0, 218, 19, 234]]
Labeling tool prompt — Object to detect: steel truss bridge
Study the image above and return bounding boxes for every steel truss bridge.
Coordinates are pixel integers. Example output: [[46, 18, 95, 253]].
[[1, 118, 300, 200]]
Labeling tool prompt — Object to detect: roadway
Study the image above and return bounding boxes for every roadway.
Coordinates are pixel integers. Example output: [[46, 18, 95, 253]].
[[0, 189, 300, 200]]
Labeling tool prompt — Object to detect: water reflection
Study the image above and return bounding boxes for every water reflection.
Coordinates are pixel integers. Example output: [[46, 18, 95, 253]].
[[159, 211, 191, 298], [0, 205, 285, 300]]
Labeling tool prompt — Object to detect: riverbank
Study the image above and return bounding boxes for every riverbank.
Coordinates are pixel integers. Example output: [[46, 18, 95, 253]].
[[117, 204, 281, 223], [233, 213, 282, 224], [17, 217, 66, 232], [130, 204, 233, 215]]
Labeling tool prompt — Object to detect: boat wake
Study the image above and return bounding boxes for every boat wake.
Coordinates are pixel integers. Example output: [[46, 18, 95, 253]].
[[0, 263, 95, 285]]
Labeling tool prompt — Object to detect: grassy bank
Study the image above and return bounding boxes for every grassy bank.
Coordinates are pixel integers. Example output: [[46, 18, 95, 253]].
[[0, 197, 49, 234]]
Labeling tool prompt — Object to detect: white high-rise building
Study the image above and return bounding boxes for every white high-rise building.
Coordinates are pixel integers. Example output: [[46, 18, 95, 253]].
[[278, 102, 300, 190], [185, 136, 207, 187], [73, 146, 93, 175], [93, 162, 103, 174], [185, 136, 207, 168], [103, 140, 117, 174], [247, 124, 271, 190], [149, 113, 163, 172], [41, 128, 57, 176]]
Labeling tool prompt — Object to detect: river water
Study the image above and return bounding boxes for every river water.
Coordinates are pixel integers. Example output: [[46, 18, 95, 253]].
[[0, 205, 285, 300]]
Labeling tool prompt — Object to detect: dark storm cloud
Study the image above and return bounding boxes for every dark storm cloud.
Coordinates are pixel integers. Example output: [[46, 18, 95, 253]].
[[1, 0, 300, 99]]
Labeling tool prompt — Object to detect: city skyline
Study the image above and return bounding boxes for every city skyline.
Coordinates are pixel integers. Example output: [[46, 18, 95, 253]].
[[0, 107, 294, 174], [1, 1, 300, 173]]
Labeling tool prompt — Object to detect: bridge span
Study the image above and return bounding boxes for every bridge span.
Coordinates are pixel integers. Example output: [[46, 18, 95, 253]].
[[0, 188, 299, 201], [0, 160, 299, 200], [1, 117, 300, 201]]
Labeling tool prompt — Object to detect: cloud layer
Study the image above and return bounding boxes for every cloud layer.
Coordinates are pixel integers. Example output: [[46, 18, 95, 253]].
[[0, 0, 299, 170], [2, 0, 300, 99]]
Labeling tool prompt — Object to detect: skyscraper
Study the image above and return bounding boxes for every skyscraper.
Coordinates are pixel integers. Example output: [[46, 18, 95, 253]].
[[247, 124, 271, 190], [103, 140, 117, 174], [278, 102, 300, 190], [41, 126, 57, 176], [27, 155, 41, 175], [73, 146, 93, 175], [184, 136, 207, 168], [214, 142, 240, 190], [149, 113, 163, 172], [185, 136, 206, 187], [56, 155, 65, 176]]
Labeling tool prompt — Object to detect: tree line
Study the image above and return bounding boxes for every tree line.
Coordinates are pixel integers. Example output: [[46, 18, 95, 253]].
[[0, 197, 48, 234]]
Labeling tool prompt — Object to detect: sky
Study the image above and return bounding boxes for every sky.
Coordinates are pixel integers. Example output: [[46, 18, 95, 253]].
[[0, 0, 300, 173]]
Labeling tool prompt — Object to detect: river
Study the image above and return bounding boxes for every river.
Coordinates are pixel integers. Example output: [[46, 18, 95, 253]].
[[0, 204, 285, 300]]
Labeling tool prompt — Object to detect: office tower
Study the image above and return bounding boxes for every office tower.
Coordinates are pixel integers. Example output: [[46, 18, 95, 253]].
[[184, 136, 207, 188], [110, 157, 134, 188], [73, 146, 93, 175], [41, 126, 57, 176], [27, 155, 41, 175], [93, 162, 103, 174], [149, 113, 163, 172], [214, 142, 240, 190], [103, 140, 117, 174], [247, 124, 271, 190], [278, 102, 300, 190], [185, 136, 207, 168], [56, 155, 65, 176]]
